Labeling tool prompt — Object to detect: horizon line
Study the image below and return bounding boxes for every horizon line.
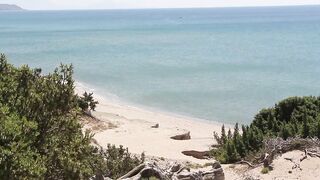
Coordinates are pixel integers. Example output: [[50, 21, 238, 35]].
[[19, 4, 320, 11]]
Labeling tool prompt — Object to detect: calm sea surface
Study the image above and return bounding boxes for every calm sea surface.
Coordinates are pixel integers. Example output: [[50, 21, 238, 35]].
[[1, 6, 320, 124]]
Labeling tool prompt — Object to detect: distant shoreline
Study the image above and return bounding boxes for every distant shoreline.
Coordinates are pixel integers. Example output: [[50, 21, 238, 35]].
[[0, 4, 24, 11], [5, 4, 320, 12]]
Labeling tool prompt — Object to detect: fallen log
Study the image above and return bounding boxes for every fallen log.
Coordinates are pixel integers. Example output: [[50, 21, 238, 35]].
[[118, 161, 225, 180], [307, 152, 320, 158], [235, 160, 255, 168], [118, 163, 145, 179]]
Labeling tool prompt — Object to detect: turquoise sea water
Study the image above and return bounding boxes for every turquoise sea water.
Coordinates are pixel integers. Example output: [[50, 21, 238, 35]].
[[0, 6, 320, 124]]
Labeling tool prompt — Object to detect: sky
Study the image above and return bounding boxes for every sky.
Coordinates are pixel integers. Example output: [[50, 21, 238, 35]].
[[1, 0, 320, 10]]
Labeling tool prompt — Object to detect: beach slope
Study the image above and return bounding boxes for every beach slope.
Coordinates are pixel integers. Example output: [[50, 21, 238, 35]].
[[76, 83, 224, 163]]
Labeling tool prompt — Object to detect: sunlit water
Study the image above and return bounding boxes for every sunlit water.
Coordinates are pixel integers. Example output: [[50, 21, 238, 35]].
[[1, 6, 320, 124]]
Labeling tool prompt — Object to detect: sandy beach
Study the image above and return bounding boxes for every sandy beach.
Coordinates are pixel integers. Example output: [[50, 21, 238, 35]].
[[76, 82, 320, 179], [76, 82, 227, 163]]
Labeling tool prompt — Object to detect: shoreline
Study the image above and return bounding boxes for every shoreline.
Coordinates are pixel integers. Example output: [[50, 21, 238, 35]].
[[75, 81, 229, 163], [75, 81, 233, 128]]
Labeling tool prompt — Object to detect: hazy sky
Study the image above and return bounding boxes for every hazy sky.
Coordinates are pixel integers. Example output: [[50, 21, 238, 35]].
[[1, 0, 320, 10]]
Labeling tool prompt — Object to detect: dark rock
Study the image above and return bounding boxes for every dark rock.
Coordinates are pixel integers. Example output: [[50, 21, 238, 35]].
[[181, 150, 210, 159], [171, 132, 191, 140], [151, 123, 159, 128]]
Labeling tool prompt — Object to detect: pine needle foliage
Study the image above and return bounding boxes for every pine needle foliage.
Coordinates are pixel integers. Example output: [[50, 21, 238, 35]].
[[0, 54, 142, 179], [212, 96, 320, 163]]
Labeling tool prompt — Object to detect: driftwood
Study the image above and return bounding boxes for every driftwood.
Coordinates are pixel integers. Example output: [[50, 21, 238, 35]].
[[171, 132, 191, 140], [118, 161, 224, 180], [284, 157, 302, 170], [176, 166, 190, 174], [118, 163, 145, 179], [300, 154, 308, 162], [300, 149, 308, 162], [265, 139, 320, 172], [181, 150, 210, 159], [306, 148, 320, 158], [262, 153, 273, 168], [237, 137, 320, 169], [235, 160, 256, 168], [307, 152, 320, 158], [139, 167, 168, 179]]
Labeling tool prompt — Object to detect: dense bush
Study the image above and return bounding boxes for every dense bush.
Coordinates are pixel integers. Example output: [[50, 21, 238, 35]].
[[0, 54, 142, 179], [78, 92, 99, 112], [212, 96, 320, 163], [103, 144, 145, 179]]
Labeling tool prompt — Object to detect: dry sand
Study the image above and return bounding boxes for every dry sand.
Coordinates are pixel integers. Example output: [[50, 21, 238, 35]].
[[223, 150, 320, 180], [76, 82, 226, 163]]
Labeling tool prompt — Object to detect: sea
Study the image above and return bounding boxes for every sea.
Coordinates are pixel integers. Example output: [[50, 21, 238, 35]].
[[0, 5, 320, 124]]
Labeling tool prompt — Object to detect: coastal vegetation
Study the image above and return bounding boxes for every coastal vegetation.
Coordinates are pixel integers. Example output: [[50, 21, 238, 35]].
[[212, 96, 320, 164], [1, 53, 319, 179], [0, 54, 142, 179]]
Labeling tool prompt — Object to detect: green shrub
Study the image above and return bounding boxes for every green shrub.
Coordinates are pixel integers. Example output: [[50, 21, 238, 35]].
[[78, 91, 98, 112], [261, 167, 270, 174], [0, 54, 141, 179], [212, 96, 320, 164]]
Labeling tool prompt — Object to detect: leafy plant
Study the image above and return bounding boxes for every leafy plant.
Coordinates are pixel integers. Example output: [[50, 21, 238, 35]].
[[212, 96, 320, 163], [0, 54, 141, 179], [261, 167, 270, 174], [78, 92, 99, 112]]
